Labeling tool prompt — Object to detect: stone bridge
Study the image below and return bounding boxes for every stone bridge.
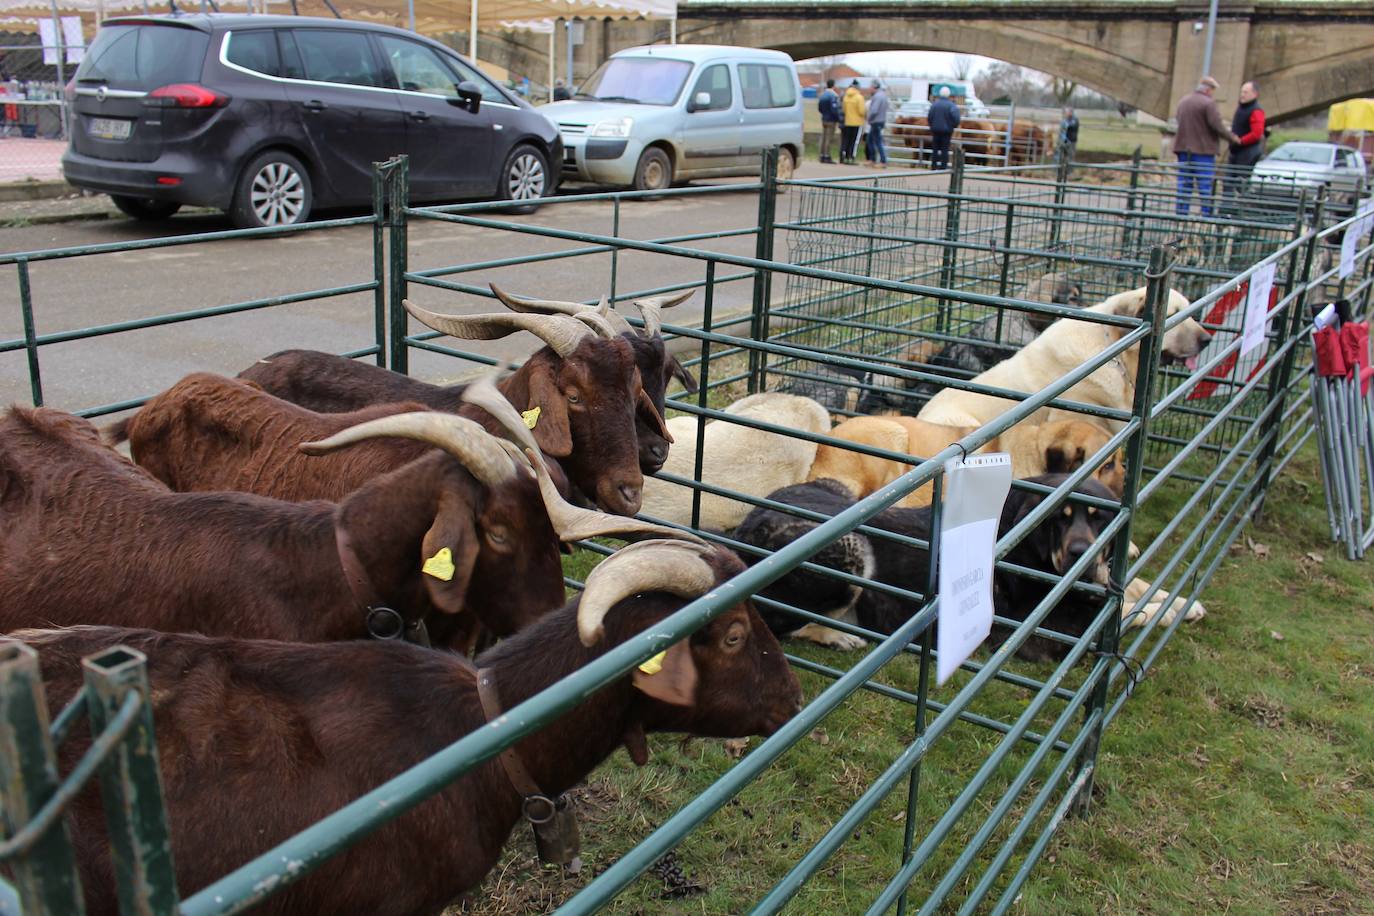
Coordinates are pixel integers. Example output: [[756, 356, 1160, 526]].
[[475, 0, 1374, 123]]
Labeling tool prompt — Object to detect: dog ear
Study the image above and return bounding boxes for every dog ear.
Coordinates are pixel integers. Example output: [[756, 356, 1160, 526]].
[[1044, 444, 1073, 474]]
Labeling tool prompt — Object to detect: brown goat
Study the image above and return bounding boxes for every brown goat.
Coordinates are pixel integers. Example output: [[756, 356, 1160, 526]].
[[238, 286, 682, 511], [17, 541, 802, 915], [0, 405, 575, 644]]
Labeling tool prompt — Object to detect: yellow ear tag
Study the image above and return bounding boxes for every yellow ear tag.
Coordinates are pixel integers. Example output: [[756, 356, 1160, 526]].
[[422, 547, 456, 582], [638, 651, 667, 676], [521, 407, 541, 429]]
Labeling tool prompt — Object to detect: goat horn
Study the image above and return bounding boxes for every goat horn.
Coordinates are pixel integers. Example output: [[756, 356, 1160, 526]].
[[577, 539, 719, 645], [299, 412, 515, 488], [631, 290, 693, 339], [490, 284, 636, 337], [460, 371, 542, 458], [403, 299, 592, 358]]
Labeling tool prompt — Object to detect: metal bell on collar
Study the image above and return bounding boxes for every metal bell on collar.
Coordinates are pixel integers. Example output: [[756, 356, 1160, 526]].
[[526, 793, 582, 872]]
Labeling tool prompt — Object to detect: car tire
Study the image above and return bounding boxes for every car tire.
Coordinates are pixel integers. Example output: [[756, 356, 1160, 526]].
[[110, 195, 182, 221], [633, 147, 672, 193], [230, 151, 313, 230], [498, 144, 549, 214]]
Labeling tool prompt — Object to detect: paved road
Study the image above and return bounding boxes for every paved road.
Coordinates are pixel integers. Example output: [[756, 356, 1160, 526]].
[[0, 160, 948, 416]]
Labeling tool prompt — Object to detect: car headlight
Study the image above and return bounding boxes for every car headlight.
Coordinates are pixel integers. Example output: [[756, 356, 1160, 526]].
[[591, 117, 633, 138]]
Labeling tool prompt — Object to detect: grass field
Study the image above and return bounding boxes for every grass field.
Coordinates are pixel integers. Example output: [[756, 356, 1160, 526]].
[[451, 434, 1374, 913]]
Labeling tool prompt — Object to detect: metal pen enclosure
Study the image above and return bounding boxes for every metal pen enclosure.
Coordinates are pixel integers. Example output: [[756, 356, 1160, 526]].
[[1, 151, 1370, 915]]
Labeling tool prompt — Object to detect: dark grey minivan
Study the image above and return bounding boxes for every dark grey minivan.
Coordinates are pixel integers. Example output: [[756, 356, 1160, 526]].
[[62, 14, 561, 227]]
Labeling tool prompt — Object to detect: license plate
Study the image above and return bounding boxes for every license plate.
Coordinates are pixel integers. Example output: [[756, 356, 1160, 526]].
[[88, 117, 131, 141]]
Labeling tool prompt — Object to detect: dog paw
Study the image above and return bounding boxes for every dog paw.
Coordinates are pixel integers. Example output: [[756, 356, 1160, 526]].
[[1128, 540, 1141, 560], [1183, 598, 1207, 621], [792, 623, 867, 651]]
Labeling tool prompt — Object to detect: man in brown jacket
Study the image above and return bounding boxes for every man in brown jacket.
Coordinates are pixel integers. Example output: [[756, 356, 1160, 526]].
[[1171, 76, 1241, 217]]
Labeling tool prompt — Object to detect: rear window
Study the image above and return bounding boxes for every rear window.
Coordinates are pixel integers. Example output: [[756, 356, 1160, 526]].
[[224, 30, 280, 77], [75, 23, 208, 90], [739, 64, 796, 110]]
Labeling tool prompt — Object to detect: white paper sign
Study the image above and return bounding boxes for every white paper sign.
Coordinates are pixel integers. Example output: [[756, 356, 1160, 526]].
[[1241, 261, 1276, 357], [1340, 226, 1358, 279], [937, 453, 1013, 685]]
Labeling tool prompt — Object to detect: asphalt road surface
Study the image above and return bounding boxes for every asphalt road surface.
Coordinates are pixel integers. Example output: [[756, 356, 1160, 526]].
[[0, 161, 946, 417]]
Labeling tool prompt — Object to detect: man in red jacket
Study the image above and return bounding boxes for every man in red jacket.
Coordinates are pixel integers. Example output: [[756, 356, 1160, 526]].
[[1224, 81, 1266, 198]]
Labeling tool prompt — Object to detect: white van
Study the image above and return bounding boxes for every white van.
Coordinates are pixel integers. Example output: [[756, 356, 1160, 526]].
[[544, 45, 803, 191]]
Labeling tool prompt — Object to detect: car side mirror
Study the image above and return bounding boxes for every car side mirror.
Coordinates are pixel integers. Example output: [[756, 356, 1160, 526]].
[[688, 91, 711, 112], [450, 81, 483, 113]]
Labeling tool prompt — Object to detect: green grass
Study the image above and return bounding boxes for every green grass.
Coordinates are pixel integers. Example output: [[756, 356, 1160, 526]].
[[454, 445, 1373, 914]]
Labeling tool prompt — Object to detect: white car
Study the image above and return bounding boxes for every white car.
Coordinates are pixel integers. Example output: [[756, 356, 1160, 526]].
[[544, 44, 803, 191], [1249, 142, 1367, 196]]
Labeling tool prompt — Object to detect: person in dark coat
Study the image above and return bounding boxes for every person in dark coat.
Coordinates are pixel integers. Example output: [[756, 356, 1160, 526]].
[[817, 79, 841, 163], [928, 86, 961, 170], [1224, 81, 1266, 197], [552, 78, 571, 102], [1058, 106, 1079, 162]]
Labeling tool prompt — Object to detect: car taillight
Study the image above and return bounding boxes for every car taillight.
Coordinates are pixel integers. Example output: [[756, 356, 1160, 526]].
[[145, 84, 230, 109]]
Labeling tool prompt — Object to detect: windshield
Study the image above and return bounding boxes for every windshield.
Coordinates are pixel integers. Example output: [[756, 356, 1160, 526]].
[[577, 57, 692, 106], [1267, 145, 1331, 165]]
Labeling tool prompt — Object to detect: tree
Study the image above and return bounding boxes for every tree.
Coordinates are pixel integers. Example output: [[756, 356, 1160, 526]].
[[951, 54, 974, 81], [974, 61, 1036, 105], [1044, 74, 1078, 106], [813, 54, 842, 83]]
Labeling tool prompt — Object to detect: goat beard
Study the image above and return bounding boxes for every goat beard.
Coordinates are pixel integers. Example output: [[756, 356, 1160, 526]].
[[622, 722, 650, 766]]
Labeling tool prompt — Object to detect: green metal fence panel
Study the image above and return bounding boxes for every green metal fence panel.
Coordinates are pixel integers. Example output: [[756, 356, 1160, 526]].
[[0, 153, 1366, 915]]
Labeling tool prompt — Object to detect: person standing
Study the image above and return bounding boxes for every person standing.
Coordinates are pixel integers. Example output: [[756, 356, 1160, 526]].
[[841, 79, 866, 165], [1225, 81, 1266, 197], [1058, 106, 1079, 162], [818, 79, 841, 164], [928, 86, 961, 171], [864, 79, 890, 168], [552, 78, 571, 102], [1171, 75, 1241, 217]]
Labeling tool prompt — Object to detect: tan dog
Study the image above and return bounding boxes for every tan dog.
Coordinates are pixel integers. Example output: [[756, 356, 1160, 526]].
[[917, 286, 1212, 433], [808, 415, 1125, 508]]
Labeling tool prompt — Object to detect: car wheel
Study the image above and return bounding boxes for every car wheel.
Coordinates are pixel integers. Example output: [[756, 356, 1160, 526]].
[[231, 151, 312, 230], [110, 195, 182, 221], [498, 144, 549, 214], [633, 147, 672, 192]]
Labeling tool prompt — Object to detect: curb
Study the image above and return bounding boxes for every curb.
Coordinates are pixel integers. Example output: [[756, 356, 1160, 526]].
[[3, 209, 116, 227], [0, 180, 76, 203]]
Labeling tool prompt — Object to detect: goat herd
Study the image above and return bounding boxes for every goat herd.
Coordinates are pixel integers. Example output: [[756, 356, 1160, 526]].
[[0, 277, 1212, 913]]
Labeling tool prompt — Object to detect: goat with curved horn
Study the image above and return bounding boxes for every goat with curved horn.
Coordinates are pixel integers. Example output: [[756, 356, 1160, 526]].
[[402, 299, 593, 358], [459, 373, 703, 547], [631, 289, 694, 339], [488, 284, 631, 337], [576, 538, 719, 645], [299, 411, 517, 489]]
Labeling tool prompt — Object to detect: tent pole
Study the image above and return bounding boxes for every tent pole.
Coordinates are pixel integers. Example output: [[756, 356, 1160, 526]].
[[470, 0, 478, 61], [548, 26, 556, 102], [407, 0, 414, 31], [670, 17, 676, 44], [565, 19, 573, 92]]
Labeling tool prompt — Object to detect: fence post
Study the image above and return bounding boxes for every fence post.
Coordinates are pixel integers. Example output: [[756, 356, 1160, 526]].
[[748, 147, 779, 394], [1071, 245, 1172, 818], [1120, 146, 1143, 271], [1050, 151, 1070, 248], [936, 148, 965, 337], [17, 260, 42, 407], [370, 161, 389, 367], [0, 642, 86, 916], [1253, 190, 1325, 517], [83, 646, 179, 916], [1002, 102, 1015, 167], [386, 156, 412, 375]]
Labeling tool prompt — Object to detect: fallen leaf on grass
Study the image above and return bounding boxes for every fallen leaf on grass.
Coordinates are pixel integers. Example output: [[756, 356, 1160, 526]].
[[1246, 536, 1271, 559]]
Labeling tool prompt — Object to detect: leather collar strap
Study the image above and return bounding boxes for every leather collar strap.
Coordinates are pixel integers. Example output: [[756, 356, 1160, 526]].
[[335, 521, 431, 647], [475, 667, 546, 800]]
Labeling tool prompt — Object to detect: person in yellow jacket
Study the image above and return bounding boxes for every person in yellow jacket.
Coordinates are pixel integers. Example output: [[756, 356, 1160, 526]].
[[841, 80, 866, 164]]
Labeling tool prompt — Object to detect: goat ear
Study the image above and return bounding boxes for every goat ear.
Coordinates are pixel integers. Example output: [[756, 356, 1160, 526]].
[[419, 491, 481, 615], [667, 355, 699, 394], [524, 364, 573, 458], [631, 640, 698, 707]]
